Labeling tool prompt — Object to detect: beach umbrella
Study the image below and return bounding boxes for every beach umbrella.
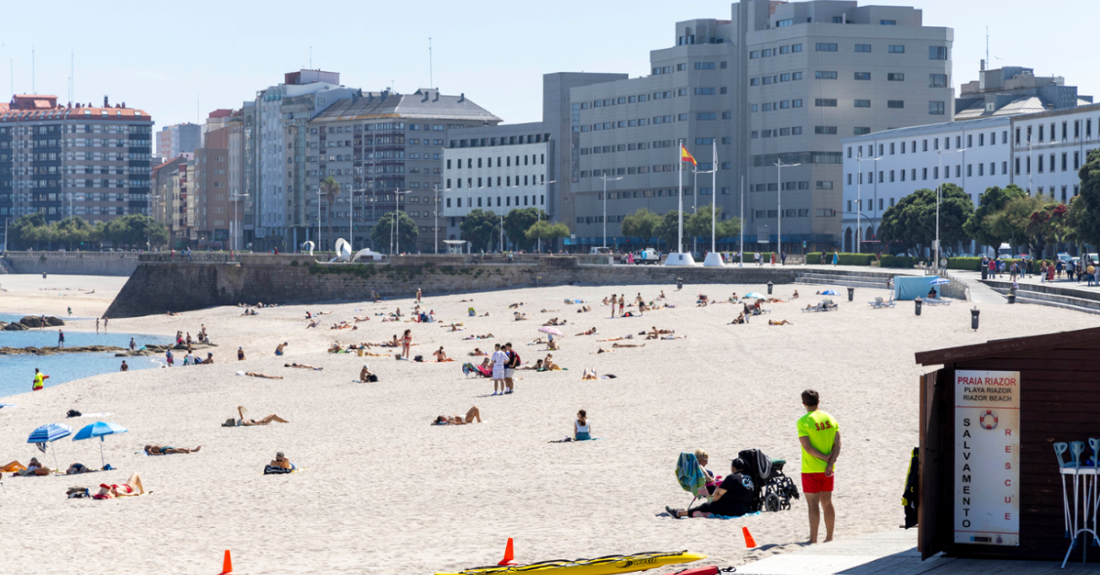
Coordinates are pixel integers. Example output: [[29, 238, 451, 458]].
[[27, 423, 72, 471], [821, 290, 839, 296], [73, 421, 129, 469], [743, 292, 767, 300], [538, 326, 564, 336], [929, 278, 951, 285]]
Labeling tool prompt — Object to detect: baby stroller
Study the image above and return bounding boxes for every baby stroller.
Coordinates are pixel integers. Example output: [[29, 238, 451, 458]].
[[738, 448, 800, 512]]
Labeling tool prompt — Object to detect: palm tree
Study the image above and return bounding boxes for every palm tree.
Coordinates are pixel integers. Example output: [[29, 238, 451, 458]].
[[320, 176, 341, 252]]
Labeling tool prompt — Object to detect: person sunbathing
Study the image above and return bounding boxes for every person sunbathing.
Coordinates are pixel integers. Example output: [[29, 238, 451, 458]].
[[285, 362, 323, 371], [231, 406, 290, 426], [93, 473, 146, 499], [508, 303, 525, 309], [360, 365, 374, 382], [327, 343, 344, 353], [544, 355, 560, 370], [268, 452, 295, 471], [469, 348, 487, 356], [382, 335, 400, 347], [547, 338, 560, 350], [661, 335, 687, 340], [582, 368, 598, 380], [792, 290, 800, 300], [513, 311, 528, 321], [598, 335, 632, 342], [245, 372, 284, 379], [144, 445, 201, 455], [433, 406, 482, 425], [769, 319, 793, 326], [576, 305, 592, 313], [659, 290, 667, 300], [17, 457, 50, 476], [576, 327, 597, 336], [519, 359, 544, 371], [612, 343, 645, 348], [66, 462, 93, 474], [646, 327, 661, 339], [730, 313, 746, 325], [354, 316, 370, 323], [539, 309, 558, 313], [596, 347, 614, 354], [433, 347, 455, 362], [543, 318, 562, 326]]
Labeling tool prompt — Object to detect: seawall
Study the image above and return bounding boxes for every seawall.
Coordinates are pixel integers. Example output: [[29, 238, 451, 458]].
[[2, 251, 140, 276], [104, 255, 807, 318]]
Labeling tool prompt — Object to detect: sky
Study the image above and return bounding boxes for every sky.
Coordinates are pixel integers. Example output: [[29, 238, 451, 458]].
[[1, 0, 1097, 128]]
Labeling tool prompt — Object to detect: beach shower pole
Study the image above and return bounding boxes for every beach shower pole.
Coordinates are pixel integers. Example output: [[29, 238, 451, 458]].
[[711, 141, 717, 254], [601, 174, 623, 249]]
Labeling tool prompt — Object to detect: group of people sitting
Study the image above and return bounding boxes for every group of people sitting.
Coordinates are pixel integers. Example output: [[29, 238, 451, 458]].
[[666, 450, 755, 519]]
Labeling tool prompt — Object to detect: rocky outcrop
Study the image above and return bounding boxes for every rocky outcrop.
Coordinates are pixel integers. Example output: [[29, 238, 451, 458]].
[[15, 315, 65, 328], [0, 345, 125, 356], [2, 322, 29, 331]]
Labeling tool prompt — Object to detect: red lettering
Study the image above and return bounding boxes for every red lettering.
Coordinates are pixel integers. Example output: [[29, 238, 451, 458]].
[[1005, 479, 1012, 487], [1005, 513, 1011, 521], [1005, 446, 1011, 453], [1005, 463, 1011, 470], [1004, 429, 1012, 436], [1005, 496, 1012, 503]]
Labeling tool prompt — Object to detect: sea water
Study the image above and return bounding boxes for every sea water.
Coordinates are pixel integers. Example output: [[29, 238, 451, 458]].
[[0, 325, 172, 398]]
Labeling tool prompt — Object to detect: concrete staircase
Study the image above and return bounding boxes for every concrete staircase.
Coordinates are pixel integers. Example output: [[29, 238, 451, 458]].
[[984, 280, 1100, 315], [796, 268, 894, 290]]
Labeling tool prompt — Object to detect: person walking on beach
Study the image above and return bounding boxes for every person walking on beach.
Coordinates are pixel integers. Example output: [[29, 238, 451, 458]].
[[129, 338, 136, 352], [32, 368, 46, 391], [618, 294, 625, 317], [57, 329, 65, 348], [67, 306, 72, 317], [504, 342, 519, 394], [103, 316, 109, 332], [166, 349, 174, 367], [490, 343, 508, 395], [96, 317, 100, 334], [401, 329, 413, 359], [798, 389, 841, 544]]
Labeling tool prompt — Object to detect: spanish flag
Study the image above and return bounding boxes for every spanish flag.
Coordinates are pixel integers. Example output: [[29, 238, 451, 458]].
[[680, 145, 697, 166]]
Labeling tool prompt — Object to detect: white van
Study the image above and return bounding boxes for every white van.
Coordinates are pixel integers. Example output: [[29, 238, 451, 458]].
[[589, 246, 612, 255]]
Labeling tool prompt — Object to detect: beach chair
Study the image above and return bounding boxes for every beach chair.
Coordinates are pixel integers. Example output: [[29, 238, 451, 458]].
[[800, 302, 825, 313], [675, 452, 719, 510], [468, 307, 476, 317], [868, 296, 895, 309], [924, 297, 951, 307]]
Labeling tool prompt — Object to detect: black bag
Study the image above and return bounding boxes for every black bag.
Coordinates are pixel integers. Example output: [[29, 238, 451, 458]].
[[414, 355, 424, 362], [367, 374, 379, 383], [66, 409, 82, 418]]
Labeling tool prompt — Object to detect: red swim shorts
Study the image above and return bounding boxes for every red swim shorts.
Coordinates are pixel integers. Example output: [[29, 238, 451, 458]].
[[801, 472, 835, 494]]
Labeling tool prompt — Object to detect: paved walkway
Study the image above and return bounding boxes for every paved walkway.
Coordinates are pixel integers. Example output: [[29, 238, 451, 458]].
[[736, 529, 1094, 574]]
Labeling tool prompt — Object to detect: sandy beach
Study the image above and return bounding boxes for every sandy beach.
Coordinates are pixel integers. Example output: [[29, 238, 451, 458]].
[[0, 272, 1094, 574]]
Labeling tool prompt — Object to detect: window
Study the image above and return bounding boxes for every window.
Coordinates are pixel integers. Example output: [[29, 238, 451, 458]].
[[881, 19, 896, 25], [888, 73, 905, 82], [854, 99, 871, 108], [815, 99, 837, 107], [929, 46, 948, 60], [887, 100, 904, 109], [929, 101, 945, 115], [792, 43, 802, 53], [854, 127, 871, 135], [695, 62, 716, 70], [888, 45, 905, 54], [694, 88, 716, 95], [792, 127, 802, 135], [815, 71, 838, 80], [676, 63, 687, 71], [779, 46, 790, 55], [750, 78, 760, 86], [855, 44, 872, 53], [696, 113, 717, 120], [929, 74, 948, 89], [776, 18, 794, 27], [816, 43, 838, 52], [749, 51, 760, 59], [762, 49, 772, 57], [792, 99, 803, 107], [854, 72, 871, 81], [793, 72, 803, 80], [815, 126, 838, 135]]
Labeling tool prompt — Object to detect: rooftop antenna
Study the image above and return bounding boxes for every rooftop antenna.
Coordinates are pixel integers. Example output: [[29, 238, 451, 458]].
[[70, 49, 74, 105], [429, 37, 434, 90], [309, 46, 312, 69], [10, 59, 13, 100], [31, 46, 34, 94], [985, 27, 989, 70]]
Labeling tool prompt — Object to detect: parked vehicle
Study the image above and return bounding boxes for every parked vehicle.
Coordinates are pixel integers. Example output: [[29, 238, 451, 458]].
[[634, 248, 661, 265], [589, 246, 612, 255]]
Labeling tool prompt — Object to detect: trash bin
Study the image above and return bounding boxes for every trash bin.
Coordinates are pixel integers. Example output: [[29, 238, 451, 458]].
[[42, 272, 47, 279], [971, 308, 980, 331], [357, 348, 364, 357], [981, 267, 988, 280], [914, 297, 923, 316], [767, 281, 774, 295], [676, 277, 683, 291], [847, 287, 854, 302], [1007, 293, 1016, 304]]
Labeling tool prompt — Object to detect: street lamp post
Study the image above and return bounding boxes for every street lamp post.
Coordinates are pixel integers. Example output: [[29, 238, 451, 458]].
[[935, 147, 967, 269], [536, 178, 556, 253], [692, 163, 716, 255], [393, 189, 411, 255], [433, 184, 440, 254], [775, 159, 801, 258], [315, 188, 324, 252], [854, 152, 881, 254], [600, 174, 623, 249], [231, 192, 248, 252]]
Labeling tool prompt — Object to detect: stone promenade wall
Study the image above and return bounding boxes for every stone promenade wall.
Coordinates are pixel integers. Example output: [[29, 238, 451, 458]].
[[3, 251, 140, 276]]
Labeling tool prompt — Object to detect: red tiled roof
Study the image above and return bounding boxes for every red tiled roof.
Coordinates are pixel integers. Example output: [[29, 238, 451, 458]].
[[0, 106, 152, 122]]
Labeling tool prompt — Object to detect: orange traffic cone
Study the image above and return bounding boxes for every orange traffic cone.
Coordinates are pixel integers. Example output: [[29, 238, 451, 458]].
[[742, 526, 757, 549], [498, 538, 516, 566], [219, 550, 233, 574]]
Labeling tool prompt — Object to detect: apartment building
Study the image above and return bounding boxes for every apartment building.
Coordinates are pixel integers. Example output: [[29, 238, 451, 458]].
[[155, 123, 200, 160], [249, 70, 356, 251], [440, 122, 552, 243], [0, 94, 154, 246], [841, 102, 1100, 252], [563, 0, 952, 251], [303, 88, 501, 253]]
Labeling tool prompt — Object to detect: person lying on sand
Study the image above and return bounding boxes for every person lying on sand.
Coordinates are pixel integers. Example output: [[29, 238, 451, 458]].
[[269, 452, 295, 471], [229, 406, 290, 426], [507, 303, 525, 309], [519, 359, 544, 371], [597, 335, 633, 342], [67, 463, 93, 475], [513, 311, 528, 321], [327, 343, 344, 353], [285, 363, 323, 371], [16, 458, 50, 476], [582, 368, 598, 380], [432, 347, 455, 363], [576, 327, 597, 336], [769, 319, 793, 326], [144, 445, 201, 455], [576, 305, 592, 313], [244, 372, 284, 380], [93, 473, 146, 499], [433, 406, 481, 425], [612, 343, 645, 348], [540, 309, 558, 313], [463, 334, 495, 340], [597, 347, 614, 354], [543, 318, 567, 326], [167, 311, 181, 317], [469, 348, 487, 356]]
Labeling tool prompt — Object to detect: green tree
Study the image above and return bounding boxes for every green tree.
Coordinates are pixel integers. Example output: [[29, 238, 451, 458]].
[[685, 206, 742, 246], [963, 184, 1026, 252], [987, 195, 1045, 255], [1076, 149, 1100, 247], [56, 217, 93, 250], [9, 212, 48, 250], [620, 208, 662, 247], [524, 220, 570, 251], [102, 215, 167, 249], [655, 210, 683, 250], [459, 209, 500, 252], [1026, 202, 1071, 258], [370, 211, 418, 253], [503, 208, 545, 251], [878, 185, 974, 255], [320, 176, 342, 250]]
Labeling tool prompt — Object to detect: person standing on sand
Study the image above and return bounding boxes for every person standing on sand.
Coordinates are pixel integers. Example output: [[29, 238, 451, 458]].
[[96, 318, 100, 334], [417, 287, 422, 303], [401, 329, 413, 359], [503, 342, 519, 394], [797, 389, 841, 544], [490, 343, 507, 395], [166, 349, 174, 367], [103, 317, 109, 332]]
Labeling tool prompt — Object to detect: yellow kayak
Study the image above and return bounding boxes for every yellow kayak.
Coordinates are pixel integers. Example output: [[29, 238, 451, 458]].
[[436, 551, 705, 575]]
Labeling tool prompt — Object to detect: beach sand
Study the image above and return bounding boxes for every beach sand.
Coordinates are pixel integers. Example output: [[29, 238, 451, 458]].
[[0, 273, 1092, 574]]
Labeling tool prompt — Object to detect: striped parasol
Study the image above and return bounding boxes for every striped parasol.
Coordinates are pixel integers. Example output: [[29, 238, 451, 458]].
[[27, 423, 73, 471]]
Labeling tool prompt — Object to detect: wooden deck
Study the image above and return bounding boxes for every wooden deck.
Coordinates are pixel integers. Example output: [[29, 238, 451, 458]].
[[736, 529, 1094, 574]]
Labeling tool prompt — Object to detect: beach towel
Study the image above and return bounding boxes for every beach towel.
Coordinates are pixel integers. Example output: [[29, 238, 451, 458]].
[[264, 464, 298, 475], [676, 452, 709, 498]]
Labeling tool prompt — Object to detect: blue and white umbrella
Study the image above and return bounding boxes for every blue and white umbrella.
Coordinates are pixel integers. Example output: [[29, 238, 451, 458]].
[[821, 289, 839, 296], [743, 292, 767, 300], [929, 278, 951, 286], [27, 423, 73, 471], [73, 421, 128, 469]]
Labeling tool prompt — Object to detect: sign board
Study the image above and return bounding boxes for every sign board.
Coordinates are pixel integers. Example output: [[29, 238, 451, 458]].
[[954, 370, 1020, 546], [756, 225, 769, 245]]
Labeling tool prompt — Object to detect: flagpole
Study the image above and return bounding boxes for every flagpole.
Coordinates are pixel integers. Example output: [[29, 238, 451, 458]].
[[677, 139, 683, 255], [711, 141, 717, 254], [739, 176, 744, 267]]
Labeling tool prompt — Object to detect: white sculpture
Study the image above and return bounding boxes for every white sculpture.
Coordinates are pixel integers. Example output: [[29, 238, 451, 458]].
[[330, 238, 352, 263], [301, 241, 315, 256]]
